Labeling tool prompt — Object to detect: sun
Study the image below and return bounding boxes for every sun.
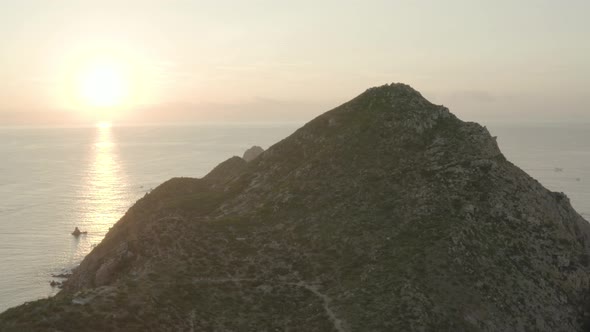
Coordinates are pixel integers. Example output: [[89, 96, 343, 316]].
[[78, 58, 130, 109], [58, 50, 148, 123], [97, 121, 112, 129]]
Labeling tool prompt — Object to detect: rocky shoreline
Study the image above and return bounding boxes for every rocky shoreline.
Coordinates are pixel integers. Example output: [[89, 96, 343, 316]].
[[49, 272, 72, 289]]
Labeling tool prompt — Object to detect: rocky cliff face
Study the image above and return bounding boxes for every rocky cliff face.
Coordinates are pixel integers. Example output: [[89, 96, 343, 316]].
[[2, 83, 590, 331]]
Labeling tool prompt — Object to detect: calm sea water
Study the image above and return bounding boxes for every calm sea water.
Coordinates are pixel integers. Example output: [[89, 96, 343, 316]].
[[0, 123, 588, 312]]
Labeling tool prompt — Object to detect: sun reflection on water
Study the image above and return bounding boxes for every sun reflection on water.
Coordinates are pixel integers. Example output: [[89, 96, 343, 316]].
[[71, 124, 128, 261]]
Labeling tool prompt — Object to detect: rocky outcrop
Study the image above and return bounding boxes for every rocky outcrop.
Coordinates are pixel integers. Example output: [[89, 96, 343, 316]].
[[242, 145, 264, 162], [1, 83, 590, 331]]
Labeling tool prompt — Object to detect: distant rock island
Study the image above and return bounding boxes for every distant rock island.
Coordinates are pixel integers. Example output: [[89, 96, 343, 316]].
[[2, 83, 590, 331], [242, 145, 264, 162]]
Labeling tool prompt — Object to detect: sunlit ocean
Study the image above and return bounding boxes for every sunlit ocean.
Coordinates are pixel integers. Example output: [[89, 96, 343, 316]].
[[0, 123, 588, 312]]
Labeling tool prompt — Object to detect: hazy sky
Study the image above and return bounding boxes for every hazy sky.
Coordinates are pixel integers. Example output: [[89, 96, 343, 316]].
[[1, 0, 589, 125]]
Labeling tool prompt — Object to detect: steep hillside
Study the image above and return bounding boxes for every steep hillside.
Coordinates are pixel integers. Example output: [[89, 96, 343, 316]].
[[2, 83, 590, 331]]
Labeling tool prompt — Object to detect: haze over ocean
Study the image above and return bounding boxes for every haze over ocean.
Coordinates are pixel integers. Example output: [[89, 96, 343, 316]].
[[0, 122, 588, 312]]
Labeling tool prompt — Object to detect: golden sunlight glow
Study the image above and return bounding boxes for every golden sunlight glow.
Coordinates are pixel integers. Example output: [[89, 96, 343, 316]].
[[61, 52, 140, 116], [72, 124, 128, 261], [80, 64, 127, 108], [97, 121, 112, 129], [78, 58, 130, 108]]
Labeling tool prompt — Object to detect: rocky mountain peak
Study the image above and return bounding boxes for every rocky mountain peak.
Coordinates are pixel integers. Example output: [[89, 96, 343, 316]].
[[363, 82, 425, 101], [347, 83, 445, 116], [285, 84, 455, 150]]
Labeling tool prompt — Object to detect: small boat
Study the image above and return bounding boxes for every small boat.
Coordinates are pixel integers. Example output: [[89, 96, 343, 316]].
[[71, 227, 88, 237], [554, 167, 563, 172]]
